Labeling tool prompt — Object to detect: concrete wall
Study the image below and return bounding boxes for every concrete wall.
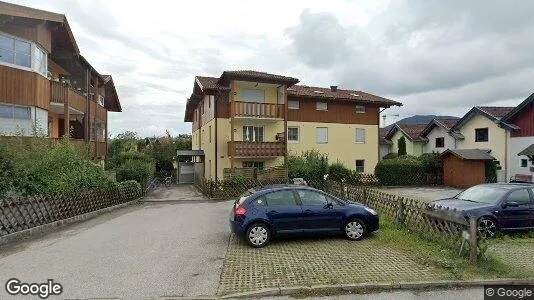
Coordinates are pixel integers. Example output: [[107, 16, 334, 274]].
[[287, 121, 378, 173], [508, 136, 534, 179], [424, 126, 456, 153], [0, 105, 48, 136], [456, 113, 507, 170]]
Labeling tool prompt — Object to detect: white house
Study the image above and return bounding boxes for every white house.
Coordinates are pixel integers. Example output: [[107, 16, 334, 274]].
[[419, 119, 462, 153]]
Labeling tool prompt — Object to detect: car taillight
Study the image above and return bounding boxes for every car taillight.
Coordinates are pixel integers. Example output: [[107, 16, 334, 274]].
[[234, 205, 247, 216]]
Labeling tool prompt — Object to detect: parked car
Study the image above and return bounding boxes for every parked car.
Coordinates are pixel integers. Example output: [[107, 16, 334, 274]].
[[229, 185, 379, 247], [430, 183, 534, 238]]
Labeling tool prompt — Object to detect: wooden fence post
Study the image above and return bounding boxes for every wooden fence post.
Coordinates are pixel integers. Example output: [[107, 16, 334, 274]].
[[469, 216, 478, 266], [396, 196, 405, 227]]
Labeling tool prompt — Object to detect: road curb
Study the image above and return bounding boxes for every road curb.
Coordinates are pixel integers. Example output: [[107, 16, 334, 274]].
[[0, 199, 141, 246], [219, 278, 534, 299]]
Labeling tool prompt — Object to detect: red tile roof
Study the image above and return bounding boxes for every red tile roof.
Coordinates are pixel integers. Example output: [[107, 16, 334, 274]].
[[219, 70, 299, 86], [397, 124, 427, 141], [477, 106, 515, 119], [287, 85, 401, 107], [196, 76, 221, 90], [436, 118, 458, 130]]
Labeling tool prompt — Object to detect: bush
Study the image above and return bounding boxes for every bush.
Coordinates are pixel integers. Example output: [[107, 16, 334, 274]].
[[419, 152, 443, 173], [116, 160, 155, 185], [397, 136, 407, 156], [287, 150, 328, 182], [382, 153, 398, 160], [328, 162, 351, 181], [1, 138, 115, 197], [117, 180, 141, 190], [375, 157, 424, 186]]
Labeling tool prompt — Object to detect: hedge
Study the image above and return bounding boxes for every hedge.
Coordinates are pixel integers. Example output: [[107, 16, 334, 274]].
[[375, 157, 424, 186]]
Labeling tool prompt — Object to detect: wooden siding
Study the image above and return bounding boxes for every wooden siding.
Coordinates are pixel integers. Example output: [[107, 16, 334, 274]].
[[216, 91, 230, 118], [1, 22, 52, 52], [509, 102, 534, 137], [68, 88, 86, 113], [232, 101, 284, 119], [228, 141, 285, 157], [0, 65, 49, 110], [287, 96, 379, 125], [443, 155, 486, 188]]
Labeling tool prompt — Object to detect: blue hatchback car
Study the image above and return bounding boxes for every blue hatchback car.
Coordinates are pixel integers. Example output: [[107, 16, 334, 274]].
[[229, 185, 379, 247]]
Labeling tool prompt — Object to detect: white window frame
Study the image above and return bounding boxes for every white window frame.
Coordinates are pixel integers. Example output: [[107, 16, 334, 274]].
[[355, 128, 366, 144], [355, 105, 365, 113], [288, 100, 300, 109], [0, 31, 48, 77], [316, 127, 328, 144], [287, 126, 299, 143], [355, 160, 365, 173], [242, 88, 265, 103], [316, 102, 328, 111], [242, 125, 264, 142]]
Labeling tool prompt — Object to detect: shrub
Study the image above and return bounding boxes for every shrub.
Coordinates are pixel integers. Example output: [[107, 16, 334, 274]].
[[375, 157, 424, 186], [114, 151, 153, 166], [398, 136, 407, 156], [419, 152, 443, 173], [118, 180, 141, 190], [382, 153, 398, 160], [328, 162, 351, 181], [116, 160, 155, 185], [287, 150, 328, 182]]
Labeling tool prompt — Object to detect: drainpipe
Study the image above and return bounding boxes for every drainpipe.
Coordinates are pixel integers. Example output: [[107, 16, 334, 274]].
[[378, 107, 388, 162], [214, 93, 218, 181]]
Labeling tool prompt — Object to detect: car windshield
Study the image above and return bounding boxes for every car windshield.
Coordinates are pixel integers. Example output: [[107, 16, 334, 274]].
[[455, 186, 508, 204]]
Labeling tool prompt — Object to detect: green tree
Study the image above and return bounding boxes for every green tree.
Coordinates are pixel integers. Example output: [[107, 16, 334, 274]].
[[397, 136, 407, 156]]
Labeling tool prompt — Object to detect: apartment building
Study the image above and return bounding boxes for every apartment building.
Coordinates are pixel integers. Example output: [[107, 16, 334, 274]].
[[184, 70, 402, 180], [0, 2, 121, 158]]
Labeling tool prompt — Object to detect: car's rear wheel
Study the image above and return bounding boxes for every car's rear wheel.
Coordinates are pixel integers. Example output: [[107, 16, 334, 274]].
[[477, 217, 497, 238], [344, 218, 366, 241], [246, 223, 270, 247]]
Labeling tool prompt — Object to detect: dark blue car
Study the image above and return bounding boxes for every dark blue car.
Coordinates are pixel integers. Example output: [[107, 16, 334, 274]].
[[229, 185, 379, 247], [431, 183, 534, 238]]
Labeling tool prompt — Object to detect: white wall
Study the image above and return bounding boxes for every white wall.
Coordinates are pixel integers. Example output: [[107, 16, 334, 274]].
[[380, 143, 390, 160], [508, 136, 534, 179], [424, 126, 456, 153], [0, 106, 48, 136]]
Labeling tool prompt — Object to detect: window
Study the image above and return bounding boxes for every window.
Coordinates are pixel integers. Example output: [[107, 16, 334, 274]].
[[475, 128, 489, 142], [435, 137, 445, 148], [506, 189, 531, 205], [297, 190, 328, 206], [243, 161, 264, 171], [209, 125, 212, 143], [0, 32, 47, 76], [355, 160, 365, 173], [0, 104, 30, 119], [288, 100, 300, 109], [287, 127, 299, 143], [208, 95, 212, 108], [242, 126, 264, 142], [243, 89, 265, 102], [262, 190, 297, 206], [97, 95, 105, 107], [316, 102, 327, 111], [316, 127, 328, 144], [355, 105, 365, 113], [355, 128, 366, 143], [521, 159, 528, 168]]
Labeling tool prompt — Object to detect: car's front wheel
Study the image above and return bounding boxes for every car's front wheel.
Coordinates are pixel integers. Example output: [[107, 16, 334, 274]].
[[478, 217, 498, 238], [246, 223, 270, 247], [344, 218, 366, 241]]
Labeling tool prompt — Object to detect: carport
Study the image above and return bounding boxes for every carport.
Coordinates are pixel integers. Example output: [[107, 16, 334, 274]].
[[176, 150, 204, 183], [441, 149, 495, 188]]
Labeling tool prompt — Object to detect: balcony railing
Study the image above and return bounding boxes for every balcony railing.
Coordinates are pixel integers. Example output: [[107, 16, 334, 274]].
[[228, 141, 285, 157], [50, 81, 87, 113], [233, 101, 284, 119]]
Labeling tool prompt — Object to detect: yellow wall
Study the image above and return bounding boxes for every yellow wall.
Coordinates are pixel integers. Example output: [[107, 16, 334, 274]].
[[233, 81, 279, 104], [287, 122, 378, 173], [456, 113, 507, 168], [196, 119, 216, 180], [389, 129, 424, 156]]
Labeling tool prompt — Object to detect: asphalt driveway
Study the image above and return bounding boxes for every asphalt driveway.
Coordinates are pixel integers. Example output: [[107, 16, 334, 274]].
[[0, 198, 233, 299]]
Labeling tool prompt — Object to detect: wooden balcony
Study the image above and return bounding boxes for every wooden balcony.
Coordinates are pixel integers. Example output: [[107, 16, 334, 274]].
[[228, 141, 285, 157], [50, 81, 87, 113], [233, 101, 284, 119]]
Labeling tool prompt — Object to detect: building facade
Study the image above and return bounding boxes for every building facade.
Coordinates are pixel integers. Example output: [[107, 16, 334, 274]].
[[0, 2, 121, 158], [185, 71, 402, 180]]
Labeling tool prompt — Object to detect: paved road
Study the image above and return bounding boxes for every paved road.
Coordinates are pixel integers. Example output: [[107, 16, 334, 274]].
[[0, 198, 233, 299]]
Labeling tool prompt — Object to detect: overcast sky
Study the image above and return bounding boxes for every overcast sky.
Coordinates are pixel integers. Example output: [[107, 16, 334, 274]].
[[11, 0, 534, 136]]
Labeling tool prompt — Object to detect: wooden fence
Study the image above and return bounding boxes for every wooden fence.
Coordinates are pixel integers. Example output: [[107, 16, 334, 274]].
[[0, 184, 141, 238]]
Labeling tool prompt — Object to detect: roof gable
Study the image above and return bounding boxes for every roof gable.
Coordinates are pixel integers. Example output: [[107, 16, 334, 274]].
[[385, 123, 427, 142], [502, 92, 534, 122], [451, 106, 517, 132], [420, 118, 462, 139], [441, 149, 495, 160]]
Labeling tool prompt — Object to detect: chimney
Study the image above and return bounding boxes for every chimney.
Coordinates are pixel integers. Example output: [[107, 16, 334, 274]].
[[330, 85, 338, 92]]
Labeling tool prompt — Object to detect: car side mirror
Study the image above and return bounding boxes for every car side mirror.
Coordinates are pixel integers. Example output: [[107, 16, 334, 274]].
[[324, 202, 333, 209], [503, 201, 519, 208]]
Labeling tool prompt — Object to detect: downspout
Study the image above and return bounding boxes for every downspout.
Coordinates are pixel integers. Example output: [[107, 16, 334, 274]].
[[214, 93, 218, 181], [378, 107, 388, 161]]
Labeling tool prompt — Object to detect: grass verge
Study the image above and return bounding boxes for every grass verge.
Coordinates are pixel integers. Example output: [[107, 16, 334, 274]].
[[376, 217, 534, 280]]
